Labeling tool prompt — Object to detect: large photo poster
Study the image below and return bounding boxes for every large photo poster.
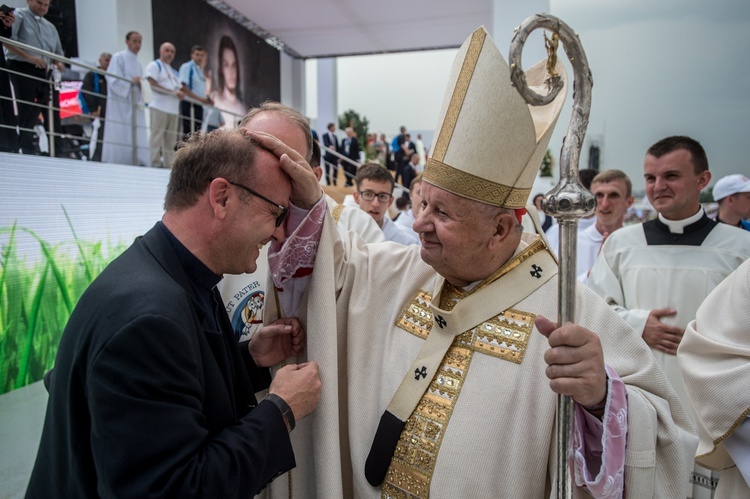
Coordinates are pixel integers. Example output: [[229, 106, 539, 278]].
[[152, 0, 281, 129]]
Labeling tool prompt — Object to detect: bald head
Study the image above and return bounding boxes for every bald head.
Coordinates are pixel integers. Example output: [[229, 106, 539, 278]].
[[159, 42, 176, 64]]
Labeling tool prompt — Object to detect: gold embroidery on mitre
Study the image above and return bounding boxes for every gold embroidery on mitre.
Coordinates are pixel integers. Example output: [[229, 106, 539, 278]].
[[423, 158, 532, 208], [432, 28, 486, 162], [331, 203, 345, 224]]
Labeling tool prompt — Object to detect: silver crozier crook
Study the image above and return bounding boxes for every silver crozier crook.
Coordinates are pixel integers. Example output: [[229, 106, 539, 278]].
[[509, 13, 596, 498]]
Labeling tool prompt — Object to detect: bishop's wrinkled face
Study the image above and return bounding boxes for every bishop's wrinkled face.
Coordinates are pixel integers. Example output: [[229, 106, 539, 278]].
[[413, 182, 501, 287]]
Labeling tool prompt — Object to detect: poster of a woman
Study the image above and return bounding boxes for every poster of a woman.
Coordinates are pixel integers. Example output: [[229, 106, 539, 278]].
[[210, 35, 248, 129]]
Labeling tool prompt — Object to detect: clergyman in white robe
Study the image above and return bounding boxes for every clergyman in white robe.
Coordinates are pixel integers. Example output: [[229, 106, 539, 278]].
[[102, 48, 148, 166]]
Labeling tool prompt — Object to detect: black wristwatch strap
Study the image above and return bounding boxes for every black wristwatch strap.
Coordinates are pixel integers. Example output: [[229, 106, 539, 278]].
[[265, 393, 295, 432]]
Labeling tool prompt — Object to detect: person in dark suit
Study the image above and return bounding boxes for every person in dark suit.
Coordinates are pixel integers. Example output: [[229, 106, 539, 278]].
[[342, 126, 361, 186], [321, 122, 340, 185], [25, 129, 322, 498], [400, 152, 420, 201], [394, 133, 416, 184]]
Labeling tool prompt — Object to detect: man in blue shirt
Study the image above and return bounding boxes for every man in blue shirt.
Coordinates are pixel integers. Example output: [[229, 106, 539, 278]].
[[179, 45, 212, 137]]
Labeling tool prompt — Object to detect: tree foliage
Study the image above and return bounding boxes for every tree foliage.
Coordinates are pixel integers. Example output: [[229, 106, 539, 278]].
[[338, 109, 369, 153]]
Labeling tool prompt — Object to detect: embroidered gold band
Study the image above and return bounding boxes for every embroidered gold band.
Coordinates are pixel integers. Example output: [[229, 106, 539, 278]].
[[423, 157, 532, 208], [432, 28, 486, 162], [331, 203, 345, 224], [385, 308, 536, 498]]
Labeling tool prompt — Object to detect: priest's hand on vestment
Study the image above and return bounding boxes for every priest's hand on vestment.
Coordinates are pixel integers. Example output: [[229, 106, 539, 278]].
[[536, 316, 607, 412], [269, 362, 322, 421], [248, 317, 306, 367], [244, 129, 323, 210], [642, 308, 683, 355]]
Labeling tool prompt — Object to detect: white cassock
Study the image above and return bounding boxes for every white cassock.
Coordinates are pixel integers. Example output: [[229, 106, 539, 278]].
[[259, 210, 697, 499], [381, 216, 419, 245], [394, 208, 420, 243], [536, 215, 602, 284], [679, 259, 750, 498], [588, 210, 750, 497], [218, 194, 384, 340], [102, 49, 148, 166], [576, 223, 605, 284], [544, 215, 595, 249]]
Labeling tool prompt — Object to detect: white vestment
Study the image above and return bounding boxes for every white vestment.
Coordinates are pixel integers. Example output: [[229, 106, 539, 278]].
[[261, 214, 697, 498], [394, 208, 421, 243], [587, 214, 750, 411], [576, 223, 605, 284], [679, 259, 750, 498], [588, 212, 750, 497], [102, 49, 148, 166], [544, 215, 595, 251], [381, 215, 419, 245], [218, 195, 384, 339]]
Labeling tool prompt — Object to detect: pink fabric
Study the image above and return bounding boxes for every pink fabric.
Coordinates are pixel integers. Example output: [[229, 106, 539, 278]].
[[269, 197, 326, 289], [571, 364, 628, 498]]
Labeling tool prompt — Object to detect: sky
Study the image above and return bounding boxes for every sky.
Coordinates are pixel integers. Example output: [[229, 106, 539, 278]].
[[328, 0, 750, 194]]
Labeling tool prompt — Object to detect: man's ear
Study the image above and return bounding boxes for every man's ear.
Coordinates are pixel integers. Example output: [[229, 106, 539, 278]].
[[353, 191, 361, 205], [490, 211, 518, 247], [697, 170, 711, 191], [209, 178, 231, 219]]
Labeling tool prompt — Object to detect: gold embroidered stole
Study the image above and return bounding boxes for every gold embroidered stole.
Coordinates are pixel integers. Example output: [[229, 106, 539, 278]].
[[382, 239, 555, 498], [331, 203, 345, 225]]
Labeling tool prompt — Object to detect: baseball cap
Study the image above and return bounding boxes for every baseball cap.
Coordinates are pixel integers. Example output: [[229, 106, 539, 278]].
[[713, 174, 750, 201]]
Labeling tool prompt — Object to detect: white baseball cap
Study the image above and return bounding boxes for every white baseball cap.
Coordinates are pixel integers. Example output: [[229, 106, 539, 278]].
[[713, 174, 750, 201]]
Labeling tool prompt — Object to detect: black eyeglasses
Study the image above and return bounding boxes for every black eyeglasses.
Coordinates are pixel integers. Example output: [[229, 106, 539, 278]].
[[359, 190, 392, 203], [227, 180, 288, 227]]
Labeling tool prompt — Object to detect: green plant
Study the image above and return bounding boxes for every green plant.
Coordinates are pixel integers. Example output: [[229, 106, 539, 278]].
[[338, 109, 369, 156], [0, 217, 128, 395], [540, 149, 554, 177]]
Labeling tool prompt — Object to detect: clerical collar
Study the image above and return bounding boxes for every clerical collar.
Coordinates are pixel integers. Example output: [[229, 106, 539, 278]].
[[657, 208, 704, 234], [157, 221, 221, 290], [643, 209, 717, 246]]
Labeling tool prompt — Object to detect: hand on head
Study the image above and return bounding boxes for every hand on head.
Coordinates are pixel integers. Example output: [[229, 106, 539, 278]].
[[244, 129, 322, 210]]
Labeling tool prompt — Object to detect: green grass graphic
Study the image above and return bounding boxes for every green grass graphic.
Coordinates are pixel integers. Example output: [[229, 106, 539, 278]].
[[0, 211, 129, 395]]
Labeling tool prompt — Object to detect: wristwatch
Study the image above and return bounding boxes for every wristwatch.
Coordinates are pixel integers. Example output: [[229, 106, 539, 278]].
[[265, 393, 295, 432]]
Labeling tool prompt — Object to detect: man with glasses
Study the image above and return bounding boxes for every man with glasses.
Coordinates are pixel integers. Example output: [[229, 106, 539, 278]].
[[26, 129, 323, 498], [353, 163, 419, 245]]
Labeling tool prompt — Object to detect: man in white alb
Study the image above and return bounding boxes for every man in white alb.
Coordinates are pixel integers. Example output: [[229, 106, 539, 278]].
[[102, 31, 148, 166], [577, 169, 634, 283], [588, 135, 750, 497]]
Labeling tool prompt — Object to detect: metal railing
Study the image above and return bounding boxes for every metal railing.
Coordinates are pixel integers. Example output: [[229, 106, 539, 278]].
[[1, 36, 244, 163], [315, 139, 412, 196]]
